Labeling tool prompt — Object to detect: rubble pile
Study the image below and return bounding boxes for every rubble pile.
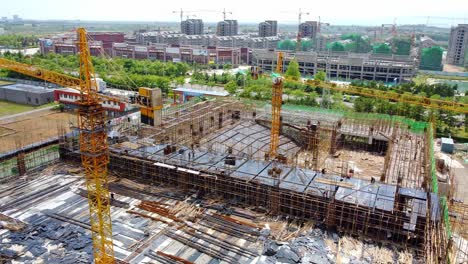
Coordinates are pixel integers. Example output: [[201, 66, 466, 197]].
[[0, 219, 92, 263], [258, 228, 418, 264]]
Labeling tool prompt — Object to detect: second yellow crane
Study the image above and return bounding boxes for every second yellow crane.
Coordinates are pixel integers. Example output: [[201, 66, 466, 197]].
[[269, 51, 284, 158]]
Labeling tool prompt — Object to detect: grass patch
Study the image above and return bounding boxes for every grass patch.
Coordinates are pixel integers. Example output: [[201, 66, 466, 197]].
[[453, 127, 468, 142], [0, 100, 57, 117], [0, 81, 13, 86], [418, 73, 468, 81]]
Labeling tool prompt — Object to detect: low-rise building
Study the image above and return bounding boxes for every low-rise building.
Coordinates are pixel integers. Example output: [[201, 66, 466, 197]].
[[53, 88, 132, 117], [39, 31, 124, 56], [252, 49, 418, 83], [173, 85, 229, 103], [112, 43, 246, 65], [0, 83, 54, 105], [249, 36, 280, 49]]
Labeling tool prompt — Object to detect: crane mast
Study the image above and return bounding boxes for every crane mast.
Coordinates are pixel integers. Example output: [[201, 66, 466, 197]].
[[76, 27, 115, 263], [269, 51, 284, 158]]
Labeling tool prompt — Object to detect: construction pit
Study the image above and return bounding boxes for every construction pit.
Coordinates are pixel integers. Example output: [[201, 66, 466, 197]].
[[0, 99, 451, 263]]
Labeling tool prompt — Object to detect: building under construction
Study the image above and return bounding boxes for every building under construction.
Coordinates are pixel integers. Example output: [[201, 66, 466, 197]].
[[0, 97, 464, 263]]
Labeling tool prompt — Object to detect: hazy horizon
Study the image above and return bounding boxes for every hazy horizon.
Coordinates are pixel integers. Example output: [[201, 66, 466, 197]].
[[2, 0, 468, 27]]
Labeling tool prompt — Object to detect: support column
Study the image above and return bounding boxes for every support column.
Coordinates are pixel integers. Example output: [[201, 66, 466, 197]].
[[218, 112, 223, 129], [16, 153, 26, 176], [268, 166, 282, 215]]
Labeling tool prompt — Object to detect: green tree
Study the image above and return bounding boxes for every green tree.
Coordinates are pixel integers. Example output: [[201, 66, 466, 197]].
[[291, 89, 307, 102], [465, 114, 468, 133], [354, 97, 374, 112], [225, 80, 237, 95], [315, 71, 326, 81], [332, 92, 346, 110], [285, 59, 301, 81]]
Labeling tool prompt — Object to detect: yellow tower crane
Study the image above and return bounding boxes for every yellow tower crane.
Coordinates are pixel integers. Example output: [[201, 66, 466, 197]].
[[0, 28, 115, 263], [76, 27, 115, 264], [269, 51, 284, 158]]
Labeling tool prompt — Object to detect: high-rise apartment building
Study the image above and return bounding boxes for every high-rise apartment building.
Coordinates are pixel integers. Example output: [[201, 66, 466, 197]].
[[217, 20, 238, 36], [258, 20, 278, 37], [447, 24, 468, 66], [299, 21, 318, 39], [181, 19, 204, 35]]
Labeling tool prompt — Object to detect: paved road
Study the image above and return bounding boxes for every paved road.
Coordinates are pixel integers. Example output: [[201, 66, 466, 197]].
[[0, 106, 55, 124]]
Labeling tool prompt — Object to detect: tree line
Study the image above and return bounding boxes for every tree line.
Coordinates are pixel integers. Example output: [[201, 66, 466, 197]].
[[0, 34, 39, 49], [0, 52, 190, 93]]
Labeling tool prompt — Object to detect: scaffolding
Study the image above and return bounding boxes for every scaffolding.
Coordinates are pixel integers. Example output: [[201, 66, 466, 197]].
[[56, 100, 450, 262], [0, 143, 60, 183]]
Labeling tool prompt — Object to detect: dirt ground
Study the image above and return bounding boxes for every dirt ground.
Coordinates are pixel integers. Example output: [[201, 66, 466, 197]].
[[324, 150, 385, 181], [0, 109, 76, 153], [443, 64, 466, 73], [295, 149, 385, 181]]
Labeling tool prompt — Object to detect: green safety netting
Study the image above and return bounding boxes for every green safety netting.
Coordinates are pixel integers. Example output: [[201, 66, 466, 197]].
[[278, 104, 429, 134], [441, 197, 452, 239], [427, 125, 452, 239]]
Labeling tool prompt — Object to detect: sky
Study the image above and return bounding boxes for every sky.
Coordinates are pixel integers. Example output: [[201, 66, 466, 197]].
[[2, 0, 468, 26]]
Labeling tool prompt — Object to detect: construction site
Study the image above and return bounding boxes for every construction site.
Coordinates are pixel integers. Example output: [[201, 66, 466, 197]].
[[0, 28, 467, 264], [0, 96, 463, 263]]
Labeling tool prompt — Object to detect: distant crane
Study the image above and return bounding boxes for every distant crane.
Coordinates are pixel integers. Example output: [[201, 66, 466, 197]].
[[172, 8, 196, 22], [366, 27, 380, 42], [221, 8, 233, 21], [317, 16, 330, 33], [381, 18, 397, 38], [426, 16, 468, 26], [296, 8, 310, 52]]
